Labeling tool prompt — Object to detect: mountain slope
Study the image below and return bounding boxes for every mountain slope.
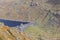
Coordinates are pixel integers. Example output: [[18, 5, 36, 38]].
[[0, 23, 31, 40]]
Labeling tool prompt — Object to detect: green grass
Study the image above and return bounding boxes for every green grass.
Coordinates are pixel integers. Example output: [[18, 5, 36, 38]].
[[24, 25, 49, 40], [24, 25, 60, 40]]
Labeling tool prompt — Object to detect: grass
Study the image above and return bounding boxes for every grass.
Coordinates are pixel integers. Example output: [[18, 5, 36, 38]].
[[24, 25, 60, 40]]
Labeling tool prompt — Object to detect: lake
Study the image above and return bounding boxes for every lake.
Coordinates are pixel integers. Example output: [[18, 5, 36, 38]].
[[0, 19, 30, 27]]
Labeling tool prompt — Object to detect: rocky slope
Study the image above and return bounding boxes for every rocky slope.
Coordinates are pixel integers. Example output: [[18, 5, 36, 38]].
[[0, 0, 53, 21], [0, 0, 60, 40], [0, 0, 59, 21], [0, 23, 31, 40], [0, 0, 60, 22]]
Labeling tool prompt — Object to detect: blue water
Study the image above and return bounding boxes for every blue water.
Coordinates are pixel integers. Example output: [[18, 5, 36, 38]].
[[0, 19, 30, 27]]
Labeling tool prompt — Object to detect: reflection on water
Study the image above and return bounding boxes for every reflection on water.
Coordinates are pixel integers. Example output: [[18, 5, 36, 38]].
[[0, 19, 30, 27]]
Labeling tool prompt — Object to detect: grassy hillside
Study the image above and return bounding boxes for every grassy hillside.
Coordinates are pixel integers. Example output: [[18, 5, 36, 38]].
[[24, 25, 60, 40], [0, 0, 60, 40]]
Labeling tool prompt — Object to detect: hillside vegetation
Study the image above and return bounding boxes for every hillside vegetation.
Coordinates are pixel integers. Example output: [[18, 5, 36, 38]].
[[0, 0, 60, 40]]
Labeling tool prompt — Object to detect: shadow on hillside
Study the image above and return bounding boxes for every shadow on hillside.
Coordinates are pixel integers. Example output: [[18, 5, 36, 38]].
[[46, 0, 60, 5]]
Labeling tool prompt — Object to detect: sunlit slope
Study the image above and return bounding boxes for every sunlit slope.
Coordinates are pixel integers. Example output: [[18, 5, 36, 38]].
[[24, 25, 60, 40], [0, 23, 31, 40]]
